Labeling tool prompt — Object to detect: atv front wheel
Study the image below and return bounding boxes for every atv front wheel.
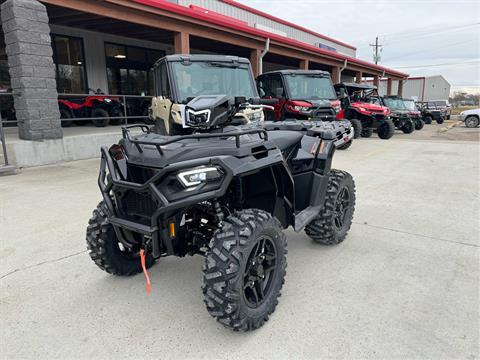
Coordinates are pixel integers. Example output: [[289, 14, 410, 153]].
[[436, 117, 444, 124], [305, 170, 355, 245], [109, 108, 124, 126], [361, 128, 373, 138], [91, 108, 110, 127], [401, 120, 414, 134], [86, 201, 155, 275], [349, 118, 362, 139], [424, 115, 433, 124], [377, 119, 395, 139], [202, 209, 287, 331], [415, 119, 425, 130]]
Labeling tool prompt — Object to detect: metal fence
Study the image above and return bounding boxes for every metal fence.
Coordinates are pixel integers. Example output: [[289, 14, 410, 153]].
[[0, 92, 154, 127], [56, 93, 153, 126], [0, 92, 13, 170]]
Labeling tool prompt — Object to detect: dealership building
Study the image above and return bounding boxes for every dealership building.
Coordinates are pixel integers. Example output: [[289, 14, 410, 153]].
[[0, 0, 409, 167]]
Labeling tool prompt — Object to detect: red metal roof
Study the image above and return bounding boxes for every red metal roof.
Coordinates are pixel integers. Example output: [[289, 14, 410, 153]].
[[131, 0, 408, 78], [219, 0, 357, 51]]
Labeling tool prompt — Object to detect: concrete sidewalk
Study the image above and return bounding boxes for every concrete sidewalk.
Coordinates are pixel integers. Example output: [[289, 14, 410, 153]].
[[0, 132, 479, 359]]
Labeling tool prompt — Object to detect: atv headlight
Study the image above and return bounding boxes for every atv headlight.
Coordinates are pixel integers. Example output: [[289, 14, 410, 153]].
[[186, 108, 211, 127], [177, 166, 223, 187]]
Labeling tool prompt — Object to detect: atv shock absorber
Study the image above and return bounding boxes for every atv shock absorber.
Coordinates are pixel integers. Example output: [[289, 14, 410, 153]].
[[214, 200, 224, 224]]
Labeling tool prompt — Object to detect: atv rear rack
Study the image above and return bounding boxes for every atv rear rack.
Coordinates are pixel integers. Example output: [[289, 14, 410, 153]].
[[121, 125, 269, 154]]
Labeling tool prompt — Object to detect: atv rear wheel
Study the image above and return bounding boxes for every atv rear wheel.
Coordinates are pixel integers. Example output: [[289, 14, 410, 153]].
[[415, 119, 425, 130], [349, 118, 362, 139], [337, 140, 352, 150], [86, 201, 155, 275], [202, 209, 287, 331], [361, 128, 373, 138], [91, 108, 110, 127], [424, 115, 433, 124], [377, 119, 395, 139], [305, 170, 355, 245], [401, 120, 414, 134], [60, 109, 73, 127]]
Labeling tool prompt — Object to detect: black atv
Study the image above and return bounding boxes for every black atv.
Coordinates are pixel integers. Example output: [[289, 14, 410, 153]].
[[86, 94, 356, 332]]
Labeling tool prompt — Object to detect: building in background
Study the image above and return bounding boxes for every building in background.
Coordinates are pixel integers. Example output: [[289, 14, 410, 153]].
[[1, 0, 409, 167], [370, 76, 451, 102]]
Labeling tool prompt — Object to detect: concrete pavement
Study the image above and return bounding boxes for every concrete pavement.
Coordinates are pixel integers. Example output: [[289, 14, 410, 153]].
[[1, 125, 479, 359]]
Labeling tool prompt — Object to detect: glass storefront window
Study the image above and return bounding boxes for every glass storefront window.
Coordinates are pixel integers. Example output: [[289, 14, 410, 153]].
[[105, 42, 164, 95], [52, 35, 88, 94]]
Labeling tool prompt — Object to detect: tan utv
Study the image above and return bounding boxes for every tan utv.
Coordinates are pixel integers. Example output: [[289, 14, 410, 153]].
[[149, 54, 264, 135]]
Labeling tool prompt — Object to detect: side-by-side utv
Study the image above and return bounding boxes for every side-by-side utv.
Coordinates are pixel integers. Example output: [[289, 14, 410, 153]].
[[376, 96, 415, 134], [334, 82, 395, 139], [148, 54, 265, 135], [86, 76, 356, 331]]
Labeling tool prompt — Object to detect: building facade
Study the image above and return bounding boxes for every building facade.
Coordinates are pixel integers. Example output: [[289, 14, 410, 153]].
[[1, 0, 409, 145], [372, 76, 451, 102]]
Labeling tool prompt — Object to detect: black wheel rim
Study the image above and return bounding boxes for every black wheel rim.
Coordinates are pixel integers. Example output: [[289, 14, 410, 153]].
[[334, 186, 351, 230], [243, 235, 277, 308]]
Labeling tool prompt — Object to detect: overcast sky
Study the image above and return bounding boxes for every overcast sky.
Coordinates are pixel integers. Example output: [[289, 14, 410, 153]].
[[242, 0, 480, 94]]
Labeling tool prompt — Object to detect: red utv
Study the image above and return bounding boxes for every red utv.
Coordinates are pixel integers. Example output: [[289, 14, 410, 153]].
[[256, 70, 341, 122], [256, 69, 353, 149], [334, 82, 395, 139], [58, 88, 124, 127]]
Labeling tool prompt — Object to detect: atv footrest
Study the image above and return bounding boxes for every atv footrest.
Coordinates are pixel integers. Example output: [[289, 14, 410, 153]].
[[109, 216, 156, 236], [294, 205, 321, 232]]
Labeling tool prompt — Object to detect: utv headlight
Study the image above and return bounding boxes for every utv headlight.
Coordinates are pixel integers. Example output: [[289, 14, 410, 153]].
[[177, 166, 223, 187], [186, 108, 210, 127], [294, 105, 311, 112]]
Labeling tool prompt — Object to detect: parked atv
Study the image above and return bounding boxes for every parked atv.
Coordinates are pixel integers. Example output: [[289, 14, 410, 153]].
[[378, 96, 415, 134], [334, 83, 394, 139], [403, 98, 424, 130], [58, 88, 124, 127], [256, 70, 353, 149], [417, 101, 444, 125], [86, 94, 356, 332], [149, 55, 265, 136]]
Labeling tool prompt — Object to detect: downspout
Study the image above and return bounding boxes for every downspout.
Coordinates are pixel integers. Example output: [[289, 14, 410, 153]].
[[338, 59, 347, 81], [259, 38, 270, 75]]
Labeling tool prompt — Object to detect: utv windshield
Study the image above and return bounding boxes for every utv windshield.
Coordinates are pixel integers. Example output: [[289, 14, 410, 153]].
[[285, 74, 336, 100], [383, 98, 406, 110], [172, 62, 256, 103], [403, 100, 416, 111]]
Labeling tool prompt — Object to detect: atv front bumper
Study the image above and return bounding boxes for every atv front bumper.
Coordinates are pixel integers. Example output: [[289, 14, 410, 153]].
[[98, 147, 233, 257]]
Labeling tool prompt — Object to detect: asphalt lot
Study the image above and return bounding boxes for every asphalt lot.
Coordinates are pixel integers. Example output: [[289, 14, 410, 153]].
[[1, 122, 479, 359]]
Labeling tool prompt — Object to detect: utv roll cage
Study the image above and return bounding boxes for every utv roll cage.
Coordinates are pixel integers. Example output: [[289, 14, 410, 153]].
[[334, 82, 379, 105]]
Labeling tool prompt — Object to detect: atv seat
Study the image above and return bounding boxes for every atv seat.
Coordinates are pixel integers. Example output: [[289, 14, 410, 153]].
[[267, 131, 303, 151]]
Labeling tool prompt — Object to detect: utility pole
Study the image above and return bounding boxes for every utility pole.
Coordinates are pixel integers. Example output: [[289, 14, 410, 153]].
[[369, 36, 383, 64]]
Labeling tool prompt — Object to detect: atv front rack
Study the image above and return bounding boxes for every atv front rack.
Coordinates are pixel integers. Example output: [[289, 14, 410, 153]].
[[121, 125, 269, 153]]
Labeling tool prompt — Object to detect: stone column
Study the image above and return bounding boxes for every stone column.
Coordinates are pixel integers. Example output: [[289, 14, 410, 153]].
[[355, 71, 363, 83], [250, 48, 261, 78], [398, 79, 404, 97], [386, 78, 393, 95], [331, 66, 340, 84], [299, 59, 309, 70], [174, 31, 190, 54], [1, 0, 62, 140]]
